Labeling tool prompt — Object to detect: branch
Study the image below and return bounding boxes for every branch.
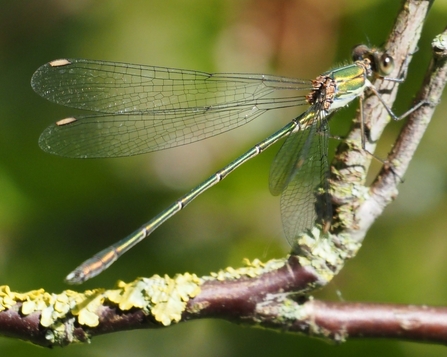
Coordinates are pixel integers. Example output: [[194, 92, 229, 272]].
[[1, 0, 446, 349], [3, 256, 447, 346], [330, 0, 435, 241]]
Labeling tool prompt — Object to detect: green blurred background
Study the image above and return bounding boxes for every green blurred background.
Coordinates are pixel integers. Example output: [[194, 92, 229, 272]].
[[1, 0, 447, 355]]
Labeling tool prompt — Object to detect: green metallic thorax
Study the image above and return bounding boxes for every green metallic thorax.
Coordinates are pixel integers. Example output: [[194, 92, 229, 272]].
[[327, 60, 372, 110]]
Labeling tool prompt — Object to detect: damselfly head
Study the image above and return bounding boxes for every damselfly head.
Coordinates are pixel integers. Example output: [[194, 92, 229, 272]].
[[351, 44, 395, 77]]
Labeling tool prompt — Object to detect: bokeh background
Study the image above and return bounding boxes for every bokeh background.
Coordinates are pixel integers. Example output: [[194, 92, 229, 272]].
[[1, 0, 447, 356]]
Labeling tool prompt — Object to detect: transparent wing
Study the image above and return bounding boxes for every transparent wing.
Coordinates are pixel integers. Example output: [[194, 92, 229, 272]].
[[39, 107, 271, 158], [269, 107, 316, 196], [32, 59, 312, 157], [269, 108, 331, 245]]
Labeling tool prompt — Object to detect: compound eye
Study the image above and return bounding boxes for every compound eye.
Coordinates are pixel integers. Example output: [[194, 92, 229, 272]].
[[379, 53, 394, 75], [351, 44, 370, 61]]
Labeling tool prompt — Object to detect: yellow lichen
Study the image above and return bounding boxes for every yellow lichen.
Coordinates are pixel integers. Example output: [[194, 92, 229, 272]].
[[295, 227, 362, 283], [71, 289, 106, 327], [150, 273, 201, 325], [208, 257, 286, 281], [0, 271, 202, 330], [107, 273, 201, 326]]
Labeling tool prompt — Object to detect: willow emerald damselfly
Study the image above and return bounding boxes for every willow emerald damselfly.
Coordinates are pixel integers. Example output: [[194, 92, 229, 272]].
[[32, 44, 410, 284]]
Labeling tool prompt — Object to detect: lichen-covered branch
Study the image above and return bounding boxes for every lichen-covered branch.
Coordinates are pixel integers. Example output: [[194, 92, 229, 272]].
[[330, 0, 434, 242], [3, 256, 447, 347], [3, 255, 447, 347], [0, 257, 318, 346]]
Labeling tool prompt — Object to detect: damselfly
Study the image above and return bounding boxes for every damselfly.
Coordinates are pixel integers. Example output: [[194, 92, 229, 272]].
[[32, 44, 406, 284]]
